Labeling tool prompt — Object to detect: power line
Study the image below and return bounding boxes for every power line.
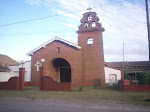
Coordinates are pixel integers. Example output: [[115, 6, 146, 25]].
[[93, 0, 127, 8], [0, 0, 127, 27], [1, 23, 146, 36]]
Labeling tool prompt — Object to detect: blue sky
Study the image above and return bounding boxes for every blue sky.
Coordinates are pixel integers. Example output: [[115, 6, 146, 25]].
[[0, 0, 149, 62]]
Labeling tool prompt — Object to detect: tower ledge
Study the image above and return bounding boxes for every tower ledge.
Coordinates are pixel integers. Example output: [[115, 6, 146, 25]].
[[77, 11, 104, 33]]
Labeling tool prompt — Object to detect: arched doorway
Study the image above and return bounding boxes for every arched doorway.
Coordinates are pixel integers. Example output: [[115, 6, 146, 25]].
[[52, 58, 71, 82]]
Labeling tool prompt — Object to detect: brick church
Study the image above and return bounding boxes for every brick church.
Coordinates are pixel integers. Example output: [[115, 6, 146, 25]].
[[27, 9, 105, 86]]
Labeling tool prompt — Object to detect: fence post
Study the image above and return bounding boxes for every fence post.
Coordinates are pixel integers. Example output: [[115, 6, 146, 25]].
[[40, 67, 45, 90], [19, 68, 25, 90]]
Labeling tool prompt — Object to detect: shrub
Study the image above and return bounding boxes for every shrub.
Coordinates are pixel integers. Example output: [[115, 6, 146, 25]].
[[138, 72, 150, 85], [124, 73, 130, 80]]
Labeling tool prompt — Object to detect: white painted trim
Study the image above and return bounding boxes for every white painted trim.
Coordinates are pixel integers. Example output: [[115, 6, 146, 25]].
[[26, 36, 81, 56]]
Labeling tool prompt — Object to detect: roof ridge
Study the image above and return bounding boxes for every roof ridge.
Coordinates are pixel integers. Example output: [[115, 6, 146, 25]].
[[26, 36, 81, 56]]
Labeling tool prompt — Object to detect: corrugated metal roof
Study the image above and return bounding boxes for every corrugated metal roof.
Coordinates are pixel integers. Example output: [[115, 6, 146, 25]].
[[105, 61, 150, 73]]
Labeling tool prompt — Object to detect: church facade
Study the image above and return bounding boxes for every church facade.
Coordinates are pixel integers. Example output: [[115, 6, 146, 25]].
[[27, 11, 105, 86]]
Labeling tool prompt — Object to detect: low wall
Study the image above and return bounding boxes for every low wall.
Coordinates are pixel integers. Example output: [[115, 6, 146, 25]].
[[0, 71, 14, 82], [25, 82, 30, 86], [72, 83, 93, 86], [25, 82, 40, 86], [42, 76, 72, 91], [118, 80, 150, 92], [29, 83, 39, 86], [0, 68, 25, 90], [0, 77, 19, 90], [124, 85, 150, 92]]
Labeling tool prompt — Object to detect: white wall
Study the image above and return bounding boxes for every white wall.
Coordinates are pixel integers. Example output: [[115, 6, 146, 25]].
[[105, 66, 122, 84], [0, 71, 14, 82], [9, 61, 31, 82]]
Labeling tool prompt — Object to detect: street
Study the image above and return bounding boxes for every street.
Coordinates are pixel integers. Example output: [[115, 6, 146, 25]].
[[0, 99, 150, 112]]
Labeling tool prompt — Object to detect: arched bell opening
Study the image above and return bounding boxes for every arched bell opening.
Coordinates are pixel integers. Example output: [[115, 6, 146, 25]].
[[52, 58, 71, 83]]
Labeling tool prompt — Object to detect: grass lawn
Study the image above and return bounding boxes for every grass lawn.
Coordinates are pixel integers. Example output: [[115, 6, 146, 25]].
[[0, 85, 150, 106]]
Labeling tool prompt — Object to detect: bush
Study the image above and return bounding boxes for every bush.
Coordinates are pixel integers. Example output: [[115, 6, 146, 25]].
[[124, 73, 130, 80], [138, 72, 150, 85]]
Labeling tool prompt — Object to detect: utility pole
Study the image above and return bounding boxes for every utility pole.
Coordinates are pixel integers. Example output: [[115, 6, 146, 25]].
[[145, 0, 150, 61], [123, 43, 124, 79]]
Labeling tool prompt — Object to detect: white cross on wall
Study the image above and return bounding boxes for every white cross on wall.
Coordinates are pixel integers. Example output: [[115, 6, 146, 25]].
[[87, 6, 92, 12], [35, 61, 42, 71]]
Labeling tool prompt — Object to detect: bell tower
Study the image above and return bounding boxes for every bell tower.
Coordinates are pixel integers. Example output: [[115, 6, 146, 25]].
[[77, 7, 105, 85]]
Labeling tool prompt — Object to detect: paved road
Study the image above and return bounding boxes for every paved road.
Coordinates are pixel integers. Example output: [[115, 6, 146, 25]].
[[0, 99, 150, 112]]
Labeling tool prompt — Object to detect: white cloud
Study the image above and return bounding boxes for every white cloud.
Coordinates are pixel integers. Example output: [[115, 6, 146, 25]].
[[26, 0, 42, 5], [26, 0, 149, 61], [54, 9, 80, 20], [62, 23, 78, 30]]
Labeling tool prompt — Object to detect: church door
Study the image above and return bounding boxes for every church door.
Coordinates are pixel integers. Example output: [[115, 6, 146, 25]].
[[53, 58, 71, 83], [60, 67, 71, 82]]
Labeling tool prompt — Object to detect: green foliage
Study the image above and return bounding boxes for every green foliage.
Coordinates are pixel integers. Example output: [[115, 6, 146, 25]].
[[124, 73, 130, 80], [138, 72, 150, 85]]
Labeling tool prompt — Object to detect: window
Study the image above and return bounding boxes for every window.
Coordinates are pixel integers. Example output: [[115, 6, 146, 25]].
[[92, 21, 96, 27], [87, 37, 93, 45], [84, 22, 88, 28], [56, 47, 60, 53], [88, 14, 92, 21]]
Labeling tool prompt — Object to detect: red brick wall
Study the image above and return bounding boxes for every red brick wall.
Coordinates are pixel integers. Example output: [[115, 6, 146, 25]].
[[118, 80, 150, 92], [31, 37, 105, 86], [42, 76, 72, 91], [31, 12, 105, 86], [77, 12, 105, 85], [25, 82, 30, 86], [78, 31, 105, 85], [124, 85, 150, 92], [31, 41, 83, 85], [19, 68, 25, 90], [0, 68, 25, 90], [0, 77, 19, 90]]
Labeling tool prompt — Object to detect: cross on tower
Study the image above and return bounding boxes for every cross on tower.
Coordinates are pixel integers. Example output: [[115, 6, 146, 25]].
[[87, 6, 92, 12], [35, 61, 42, 71]]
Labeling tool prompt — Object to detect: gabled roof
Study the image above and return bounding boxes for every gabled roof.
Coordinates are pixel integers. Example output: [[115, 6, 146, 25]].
[[26, 36, 81, 56], [0, 54, 19, 66]]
